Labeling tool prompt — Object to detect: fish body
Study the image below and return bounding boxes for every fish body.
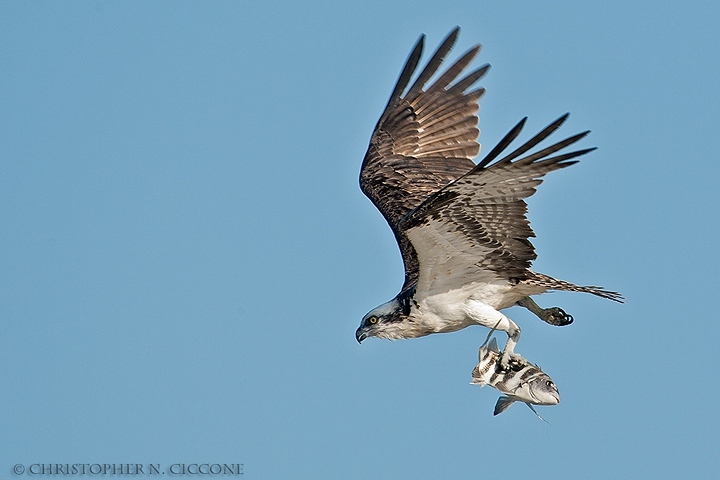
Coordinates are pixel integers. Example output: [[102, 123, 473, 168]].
[[471, 338, 560, 418]]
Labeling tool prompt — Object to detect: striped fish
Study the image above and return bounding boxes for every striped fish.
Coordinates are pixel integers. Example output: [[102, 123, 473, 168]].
[[471, 337, 560, 421]]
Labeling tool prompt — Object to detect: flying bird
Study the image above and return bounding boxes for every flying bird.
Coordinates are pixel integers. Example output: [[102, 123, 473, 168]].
[[355, 27, 623, 368]]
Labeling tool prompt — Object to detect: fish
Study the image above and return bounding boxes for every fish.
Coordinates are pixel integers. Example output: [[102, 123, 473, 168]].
[[471, 337, 560, 422]]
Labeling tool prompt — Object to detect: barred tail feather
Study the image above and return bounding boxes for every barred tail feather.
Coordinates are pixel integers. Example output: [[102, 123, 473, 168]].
[[525, 272, 624, 303]]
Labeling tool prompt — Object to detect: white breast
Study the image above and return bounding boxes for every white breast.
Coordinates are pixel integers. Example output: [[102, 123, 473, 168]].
[[410, 282, 517, 334]]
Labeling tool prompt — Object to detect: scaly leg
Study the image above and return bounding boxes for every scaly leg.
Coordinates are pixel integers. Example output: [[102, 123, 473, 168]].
[[499, 321, 521, 371], [516, 296, 573, 326], [467, 300, 522, 371]]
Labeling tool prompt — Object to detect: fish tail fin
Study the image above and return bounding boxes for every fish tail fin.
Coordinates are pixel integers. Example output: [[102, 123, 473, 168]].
[[493, 396, 515, 415], [470, 365, 487, 386]]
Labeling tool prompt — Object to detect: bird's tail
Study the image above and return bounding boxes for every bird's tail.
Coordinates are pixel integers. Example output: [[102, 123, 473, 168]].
[[524, 272, 624, 303]]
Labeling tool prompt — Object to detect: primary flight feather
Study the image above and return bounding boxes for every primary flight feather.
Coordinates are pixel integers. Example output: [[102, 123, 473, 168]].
[[355, 27, 622, 369]]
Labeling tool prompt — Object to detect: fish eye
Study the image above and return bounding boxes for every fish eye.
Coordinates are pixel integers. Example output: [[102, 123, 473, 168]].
[[368, 316, 378, 324]]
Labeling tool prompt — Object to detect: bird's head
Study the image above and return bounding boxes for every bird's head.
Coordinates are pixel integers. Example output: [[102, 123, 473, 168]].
[[355, 298, 405, 343]]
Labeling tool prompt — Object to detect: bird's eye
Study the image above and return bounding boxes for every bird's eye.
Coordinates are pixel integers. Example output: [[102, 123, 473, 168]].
[[368, 316, 378, 324], [546, 381, 554, 387]]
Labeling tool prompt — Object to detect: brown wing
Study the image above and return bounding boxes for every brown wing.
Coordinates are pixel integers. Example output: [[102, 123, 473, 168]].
[[399, 115, 597, 297], [359, 27, 489, 293]]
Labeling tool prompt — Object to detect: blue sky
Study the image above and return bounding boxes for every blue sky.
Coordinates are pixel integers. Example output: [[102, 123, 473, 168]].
[[1, 1, 719, 478]]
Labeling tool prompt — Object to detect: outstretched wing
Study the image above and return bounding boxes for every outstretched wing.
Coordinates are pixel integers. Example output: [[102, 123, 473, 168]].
[[400, 115, 595, 298], [360, 27, 489, 293]]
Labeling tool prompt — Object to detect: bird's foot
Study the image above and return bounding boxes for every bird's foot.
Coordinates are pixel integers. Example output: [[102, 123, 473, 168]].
[[498, 350, 525, 372], [538, 307, 573, 326], [516, 297, 574, 327]]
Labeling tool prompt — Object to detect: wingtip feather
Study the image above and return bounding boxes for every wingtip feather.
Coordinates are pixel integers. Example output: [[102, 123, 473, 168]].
[[406, 29, 460, 95], [476, 117, 527, 169]]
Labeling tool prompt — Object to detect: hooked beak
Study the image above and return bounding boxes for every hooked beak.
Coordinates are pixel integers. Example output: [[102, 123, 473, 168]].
[[355, 327, 367, 344]]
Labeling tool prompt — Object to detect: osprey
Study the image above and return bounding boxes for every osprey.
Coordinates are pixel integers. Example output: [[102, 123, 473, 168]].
[[355, 28, 622, 368]]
